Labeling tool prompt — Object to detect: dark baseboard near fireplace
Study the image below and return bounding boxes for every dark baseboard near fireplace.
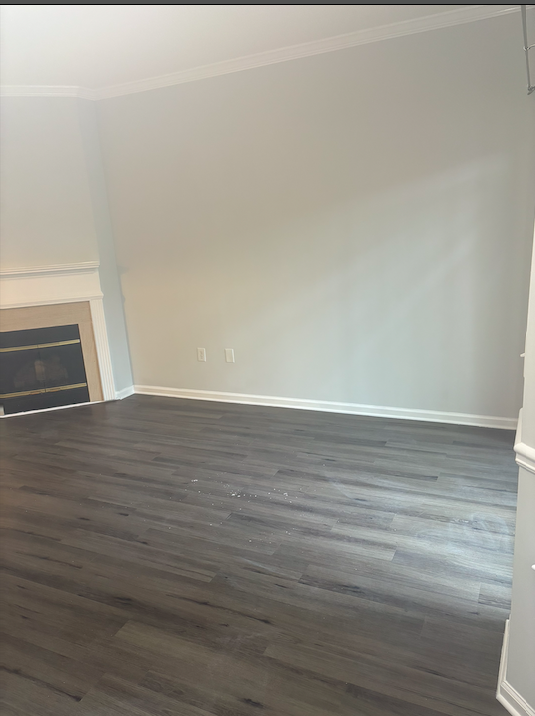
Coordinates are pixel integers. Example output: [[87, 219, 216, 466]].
[[0, 324, 90, 415]]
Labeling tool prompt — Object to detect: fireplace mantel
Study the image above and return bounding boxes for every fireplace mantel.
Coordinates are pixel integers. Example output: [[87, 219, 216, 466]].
[[0, 262, 115, 403]]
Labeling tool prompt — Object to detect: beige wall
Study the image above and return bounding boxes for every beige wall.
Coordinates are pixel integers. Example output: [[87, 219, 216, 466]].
[[97, 13, 535, 421]]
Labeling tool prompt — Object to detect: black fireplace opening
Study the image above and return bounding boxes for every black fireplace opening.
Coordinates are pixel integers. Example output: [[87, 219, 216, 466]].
[[0, 324, 90, 415]]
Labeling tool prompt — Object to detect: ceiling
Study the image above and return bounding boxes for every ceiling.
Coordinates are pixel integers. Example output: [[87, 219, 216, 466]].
[[0, 4, 521, 98]]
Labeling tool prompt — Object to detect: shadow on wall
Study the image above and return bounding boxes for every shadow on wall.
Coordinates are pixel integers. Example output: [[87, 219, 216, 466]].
[[98, 23, 533, 416], [123, 153, 525, 417]]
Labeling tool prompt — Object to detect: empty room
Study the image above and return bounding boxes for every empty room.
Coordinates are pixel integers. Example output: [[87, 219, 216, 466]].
[[1, 5, 535, 716]]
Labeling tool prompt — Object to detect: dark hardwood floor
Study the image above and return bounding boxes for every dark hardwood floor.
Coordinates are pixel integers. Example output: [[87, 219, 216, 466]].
[[0, 395, 517, 715]]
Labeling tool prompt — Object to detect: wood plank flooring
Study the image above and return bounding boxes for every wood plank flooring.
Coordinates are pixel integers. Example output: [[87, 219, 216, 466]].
[[0, 395, 517, 715]]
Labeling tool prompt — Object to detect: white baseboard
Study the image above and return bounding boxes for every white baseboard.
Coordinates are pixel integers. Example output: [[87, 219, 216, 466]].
[[0, 401, 95, 419], [133, 385, 517, 430], [497, 620, 535, 716], [115, 386, 135, 400], [0, 386, 134, 418], [0, 388, 134, 418]]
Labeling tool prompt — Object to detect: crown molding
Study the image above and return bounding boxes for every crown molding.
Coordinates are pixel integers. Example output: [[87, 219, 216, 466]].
[[0, 262, 100, 279], [0, 5, 523, 101], [0, 85, 96, 100], [95, 4, 521, 100]]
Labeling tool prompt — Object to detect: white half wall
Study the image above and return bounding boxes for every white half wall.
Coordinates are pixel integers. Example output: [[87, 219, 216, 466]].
[[498, 464, 535, 716], [98, 13, 535, 421], [499, 225, 535, 715]]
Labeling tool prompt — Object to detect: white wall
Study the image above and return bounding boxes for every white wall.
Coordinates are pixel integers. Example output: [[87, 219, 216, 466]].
[[97, 13, 535, 423], [502, 227, 535, 713], [0, 96, 133, 393], [504, 467, 535, 712], [77, 100, 133, 393], [0, 97, 99, 267]]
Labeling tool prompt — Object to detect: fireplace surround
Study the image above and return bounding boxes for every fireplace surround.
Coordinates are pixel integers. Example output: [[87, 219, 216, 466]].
[[0, 262, 115, 416]]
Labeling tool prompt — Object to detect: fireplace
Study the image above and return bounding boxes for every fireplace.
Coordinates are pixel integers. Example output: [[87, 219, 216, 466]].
[[0, 324, 90, 415], [0, 262, 116, 416]]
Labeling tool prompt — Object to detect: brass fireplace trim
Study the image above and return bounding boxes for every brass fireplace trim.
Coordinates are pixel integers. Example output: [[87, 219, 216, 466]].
[[0, 302, 103, 402], [0, 382, 88, 399], [0, 338, 81, 353]]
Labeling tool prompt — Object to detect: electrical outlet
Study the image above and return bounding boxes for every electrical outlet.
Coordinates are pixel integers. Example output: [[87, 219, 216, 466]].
[[225, 348, 235, 363], [197, 347, 206, 362]]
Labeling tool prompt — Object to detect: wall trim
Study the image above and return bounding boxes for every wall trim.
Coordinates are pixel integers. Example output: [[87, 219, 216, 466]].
[[0, 5, 522, 101], [0, 85, 96, 100], [515, 441, 535, 475], [0, 401, 96, 420], [497, 620, 535, 716], [514, 410, 535, 475], [88, 299, 116, 402], [0, 261, 101, 280], [115, 386, 135, 400], [133, 385, 517, 430]]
